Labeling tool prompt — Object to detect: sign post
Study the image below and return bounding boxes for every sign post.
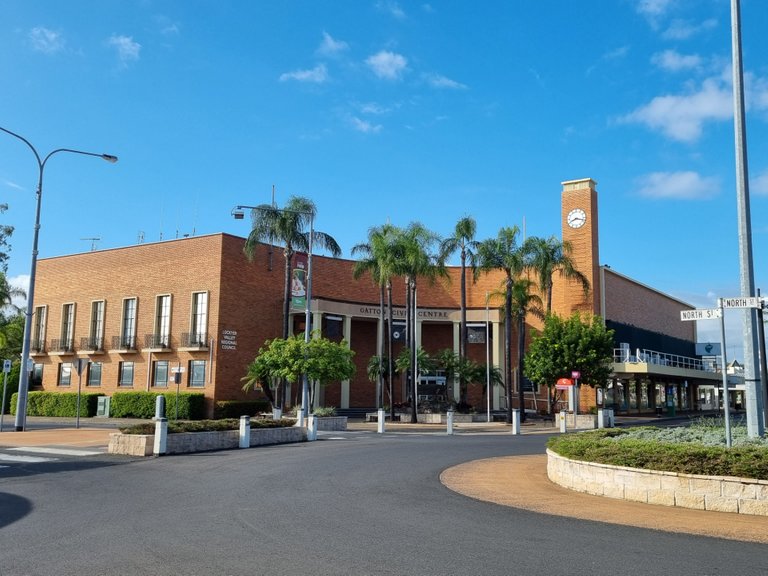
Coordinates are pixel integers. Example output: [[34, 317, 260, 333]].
[[1, 359, 11, 432], [72, 358, 88, 429], [680, 305, 731, 447]]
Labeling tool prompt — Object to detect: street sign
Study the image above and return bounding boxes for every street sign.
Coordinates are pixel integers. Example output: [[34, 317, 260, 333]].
[[170, 367, 186, 374], [721, 296, 761, 309], [571, 371, 581, 380], [680, 308, 722, 321], [555, 377, 573, 390], [2, 359, 11, 373]]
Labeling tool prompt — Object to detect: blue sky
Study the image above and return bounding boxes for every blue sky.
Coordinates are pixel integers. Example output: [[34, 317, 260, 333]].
[[2, 0, 768, 360]]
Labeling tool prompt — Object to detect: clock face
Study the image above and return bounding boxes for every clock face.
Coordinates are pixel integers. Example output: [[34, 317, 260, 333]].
[[567, 208, 587, 229]]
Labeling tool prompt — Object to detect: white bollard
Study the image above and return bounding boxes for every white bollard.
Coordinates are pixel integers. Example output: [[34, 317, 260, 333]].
[[559, 410, 567, 433], [154, 395, 166, 420], [273, 407, 282, 420], [153, 417, 167, 456], [597, 409, 605, 429], [377, 408, 385, 434], [307, 414, 318, 441], [446, 410, 454, 435], [239, 415, 250, 448], [511, 409, 521, 435]]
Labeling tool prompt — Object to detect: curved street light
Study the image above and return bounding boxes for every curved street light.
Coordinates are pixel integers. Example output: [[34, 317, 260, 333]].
[[0, 126, 118, 431]]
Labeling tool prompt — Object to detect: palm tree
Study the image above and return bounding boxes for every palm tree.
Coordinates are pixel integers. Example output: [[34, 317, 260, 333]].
[[509, 277, 544, 422], [477, 226, 524, 424], [0, 272, 24, 313], [440, 216, 480, 361], [523, 235, 590, 313], [243, 196, 341, 409], [352, 224, 400, 412], [390, 223, 445, 423]]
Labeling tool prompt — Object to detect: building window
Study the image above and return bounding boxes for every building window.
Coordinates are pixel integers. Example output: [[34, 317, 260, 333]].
[[153, 360, 169, 388], [31, 364, 43, 387], [32, 305, 47, 352], [155, 294, 172, 347], [467, 324, 488, 345], [61, 303, 75, 351], [87, 362, 102, 387], [58, 363, 72, 387], [121, 298, 137, 348], [118, 362, 134, 387], [191, 291, 208, 344], [189, 360, 206, 388], [323, 315, 343, 340], [89, 300, 105, 350]]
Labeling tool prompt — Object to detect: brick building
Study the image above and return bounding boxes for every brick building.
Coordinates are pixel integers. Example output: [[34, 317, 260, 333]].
[[26, 178, 719, 417]]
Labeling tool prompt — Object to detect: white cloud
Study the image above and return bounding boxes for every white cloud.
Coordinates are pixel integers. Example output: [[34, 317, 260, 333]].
[[662, 18, 717, 41], [621, 78, 731, 142], [376, 1, 406, 19], [635, 171, 719, 200], [317, 32, 348, 57], [108, 34, 141, 63], [651, 49, 702, 72], [350, 116, 382, 134], [279, 63, 328, 83], [636, 0, 674, 18], [3, 180, 24, 191], [423, 73, 467, 90], [9, 274, 29, 309], [366, 50, 407, 80], [29, 27, 64, 54], [752, 170, 768, 196], [359, 102, 390, 115]]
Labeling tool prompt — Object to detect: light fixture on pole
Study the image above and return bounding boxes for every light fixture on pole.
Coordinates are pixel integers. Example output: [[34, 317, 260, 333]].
[[232, 204, 314, 424], [0, 126, 118, 432]]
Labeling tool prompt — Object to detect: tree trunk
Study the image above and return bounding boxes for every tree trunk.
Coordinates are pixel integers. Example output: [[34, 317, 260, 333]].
[[279, 249, 294, 411], [505, 277, 513, 424], [409, 278, 418, 424], [377, 284, 385, 409], [387, 281, 395, 420], [517, 309, 527, 422]]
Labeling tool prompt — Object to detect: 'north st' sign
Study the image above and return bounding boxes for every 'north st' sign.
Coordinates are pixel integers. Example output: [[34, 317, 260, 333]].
[[680, 308, 722, 321], [720, 297, 762, 309]]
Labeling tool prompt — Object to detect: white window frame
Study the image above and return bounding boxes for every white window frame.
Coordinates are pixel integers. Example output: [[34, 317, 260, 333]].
[[90, 300, 105, 349], [155, 294, 172, 347], [190, 291, 208, 344], [121, 297, 138, 348], [33, 305, 47, 350]]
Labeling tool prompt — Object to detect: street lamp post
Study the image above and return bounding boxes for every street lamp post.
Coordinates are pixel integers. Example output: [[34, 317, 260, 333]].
[[0, 126, 118, 431], [232, 204, 314, 424]]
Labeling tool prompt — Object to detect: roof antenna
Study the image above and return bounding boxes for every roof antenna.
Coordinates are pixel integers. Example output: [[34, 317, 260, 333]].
[[80, 237, 100, 251]]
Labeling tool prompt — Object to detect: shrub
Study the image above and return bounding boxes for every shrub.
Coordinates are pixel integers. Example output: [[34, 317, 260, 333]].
[[312, 406, 337, 417], [547, 427, 768, 480], [110, 391, 205, 420], [10, 391, 101, 417], [214, 400, 271, 419], [119, 417, 295, 435], [1, 363, 19, 414]]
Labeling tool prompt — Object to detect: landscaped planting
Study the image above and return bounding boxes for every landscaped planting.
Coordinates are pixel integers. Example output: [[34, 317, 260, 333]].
[[547, 419, 768, 481], [119, 418, 295, 435]]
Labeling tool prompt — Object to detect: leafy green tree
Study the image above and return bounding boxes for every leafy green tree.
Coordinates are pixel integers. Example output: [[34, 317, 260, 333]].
[[243, 196, 341, 408], [523, 235, 590, 313], [0, 310, 24, 359], [242, 333, 355, 411], [440, 216, 480, 361], [477, 226, 524, 424], [352, 223, 400, 412], [524, 312, 614, 413], [0, 271, 25, 314]]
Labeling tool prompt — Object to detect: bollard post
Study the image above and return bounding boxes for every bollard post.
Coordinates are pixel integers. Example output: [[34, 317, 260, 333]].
[[377, 408, 385, 434], [597, 409, 605, 429], [559, 410, 567, 433], [239, 415, 250, 448], [607, 408, 614, 428], [511, 408, 521, 435], [307, 414, 318, 441], [446, 410, 454, 435], [154, 395, 166, 420], [153, 417, 167, 456], [273, 407, 282, 420]]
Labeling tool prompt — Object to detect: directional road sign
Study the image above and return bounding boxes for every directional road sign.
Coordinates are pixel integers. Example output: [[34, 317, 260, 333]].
[[720, 296, 762, 309], [680, 308, 722, 321]]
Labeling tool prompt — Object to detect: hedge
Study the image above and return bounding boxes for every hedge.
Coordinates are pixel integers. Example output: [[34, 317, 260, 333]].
[[213, 400, 271, 419], [1, 363, 20, 414], [110, 391, 206, 420], [10, 391, 101, 417]]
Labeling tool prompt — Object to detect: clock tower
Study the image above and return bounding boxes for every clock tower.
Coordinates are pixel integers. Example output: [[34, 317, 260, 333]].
[[558, 178, 600, 315]]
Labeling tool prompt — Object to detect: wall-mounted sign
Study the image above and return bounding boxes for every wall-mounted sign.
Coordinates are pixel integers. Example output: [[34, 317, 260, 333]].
[[221, 330, 238, 351]]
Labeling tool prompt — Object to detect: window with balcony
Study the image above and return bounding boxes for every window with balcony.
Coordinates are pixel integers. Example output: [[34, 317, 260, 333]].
[[87, 300, 105, 351], [152, 294, 172, 348], [118, 361, 134, 387], [189, 291, 208, 346], [58, 303, 75, 352], [32, 305, 47, 352], [120, 297, 137, 349]]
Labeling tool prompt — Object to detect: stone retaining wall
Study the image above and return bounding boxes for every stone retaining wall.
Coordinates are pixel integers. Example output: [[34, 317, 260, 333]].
[[109, 426, 306, 456], [316, 416, 348, 431], [547, 449, 768, 516]]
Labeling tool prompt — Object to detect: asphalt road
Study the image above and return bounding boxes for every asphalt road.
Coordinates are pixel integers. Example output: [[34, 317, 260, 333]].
[[0, 430, 765, 576]]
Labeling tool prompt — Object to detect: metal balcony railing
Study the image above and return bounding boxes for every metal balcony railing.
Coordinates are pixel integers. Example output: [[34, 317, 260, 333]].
[[30, 339, 46, 353], [145, 333, 171, 349], [613, 347, 716, 373], [181, 332, 208, 348], [80, 336, 104, 351], [112, 335, 137, 350], [50, 338, 74, 353]]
